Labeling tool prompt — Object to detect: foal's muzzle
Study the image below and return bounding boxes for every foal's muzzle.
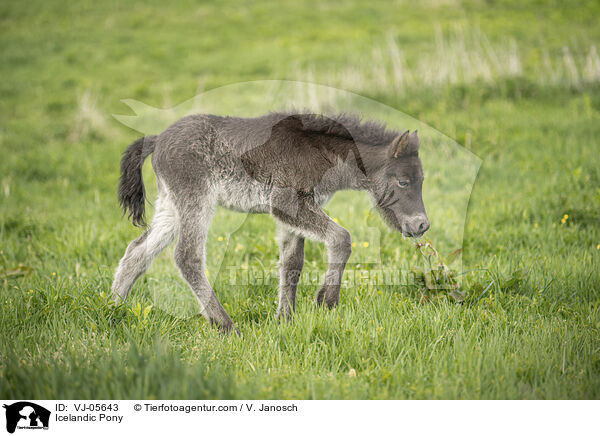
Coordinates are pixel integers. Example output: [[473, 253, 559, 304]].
[[403, 214, 430, 238]]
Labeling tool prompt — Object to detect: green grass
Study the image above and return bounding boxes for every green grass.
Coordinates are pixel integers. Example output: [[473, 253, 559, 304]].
[[1, 0, 599, 399]]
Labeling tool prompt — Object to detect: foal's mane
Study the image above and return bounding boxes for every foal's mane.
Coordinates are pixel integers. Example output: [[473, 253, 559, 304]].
[[272, 111, 400, 146]]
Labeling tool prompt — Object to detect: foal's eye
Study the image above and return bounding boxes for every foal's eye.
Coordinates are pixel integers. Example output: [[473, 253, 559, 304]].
[[397, 180, 409, 188]]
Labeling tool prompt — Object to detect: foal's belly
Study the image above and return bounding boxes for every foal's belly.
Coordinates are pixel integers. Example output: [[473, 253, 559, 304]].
[[217, 182, 271, 214]]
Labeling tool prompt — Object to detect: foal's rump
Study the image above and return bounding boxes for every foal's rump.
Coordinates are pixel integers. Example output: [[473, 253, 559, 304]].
[[118, 115, 216, 228]]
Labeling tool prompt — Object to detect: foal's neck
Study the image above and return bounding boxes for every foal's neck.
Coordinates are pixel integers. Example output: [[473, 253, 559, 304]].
[[319, 143, 380, 194]]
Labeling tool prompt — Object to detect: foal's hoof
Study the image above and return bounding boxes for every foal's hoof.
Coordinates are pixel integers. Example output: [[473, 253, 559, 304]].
[[276, 307, 294, 321], [220, 325, 241, 336], [213, 320, 241, 336], [316, 286, 339, 309], [111, 291, 125, 304]]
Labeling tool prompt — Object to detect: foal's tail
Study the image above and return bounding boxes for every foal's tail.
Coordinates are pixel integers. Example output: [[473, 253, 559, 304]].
[[118, 135, 156, 227]]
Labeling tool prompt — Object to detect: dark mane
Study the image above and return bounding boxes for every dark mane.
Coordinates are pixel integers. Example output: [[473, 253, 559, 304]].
[[271, 111, 400, 146]]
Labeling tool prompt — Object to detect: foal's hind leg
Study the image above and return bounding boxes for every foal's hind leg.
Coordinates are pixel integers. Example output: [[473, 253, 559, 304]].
[[112, 194, 177, 302], [173, 200, 238, 334]]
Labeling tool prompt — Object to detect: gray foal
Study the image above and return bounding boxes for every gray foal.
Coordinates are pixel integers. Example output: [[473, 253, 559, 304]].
[[111, 112, 429, 333]]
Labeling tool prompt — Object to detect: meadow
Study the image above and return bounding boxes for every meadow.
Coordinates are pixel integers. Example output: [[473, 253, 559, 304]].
[[1, 0, 599, 399]]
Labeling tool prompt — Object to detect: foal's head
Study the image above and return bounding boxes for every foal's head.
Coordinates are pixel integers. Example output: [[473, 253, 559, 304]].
[[367, 130, 430, 238]]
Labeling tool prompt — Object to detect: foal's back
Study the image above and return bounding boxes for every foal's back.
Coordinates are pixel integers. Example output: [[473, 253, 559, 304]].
[[150, 113, 357, 206]]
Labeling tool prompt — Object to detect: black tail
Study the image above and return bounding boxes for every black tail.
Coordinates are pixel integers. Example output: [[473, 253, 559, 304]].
[[118, 135, 156, 227]]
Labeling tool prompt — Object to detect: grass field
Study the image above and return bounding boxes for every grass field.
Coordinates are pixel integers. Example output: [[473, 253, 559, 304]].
[[1, 0, 599, 399]]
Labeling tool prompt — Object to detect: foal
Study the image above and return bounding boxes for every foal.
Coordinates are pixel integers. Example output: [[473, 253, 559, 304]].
[[112, 112, 429, 333]]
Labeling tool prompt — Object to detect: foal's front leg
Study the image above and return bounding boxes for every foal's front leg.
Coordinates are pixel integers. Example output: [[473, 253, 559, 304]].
[[271, 192, 352, 309]]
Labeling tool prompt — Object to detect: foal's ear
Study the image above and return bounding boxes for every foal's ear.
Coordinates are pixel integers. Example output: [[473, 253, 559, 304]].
[[408, 130, 420, 153], [388, 130, 409, 159], [388, 130, 419, 158]]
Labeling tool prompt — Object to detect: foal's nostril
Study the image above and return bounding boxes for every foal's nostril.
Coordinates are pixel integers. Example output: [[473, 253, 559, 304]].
[[418, 219, 430, 234]]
